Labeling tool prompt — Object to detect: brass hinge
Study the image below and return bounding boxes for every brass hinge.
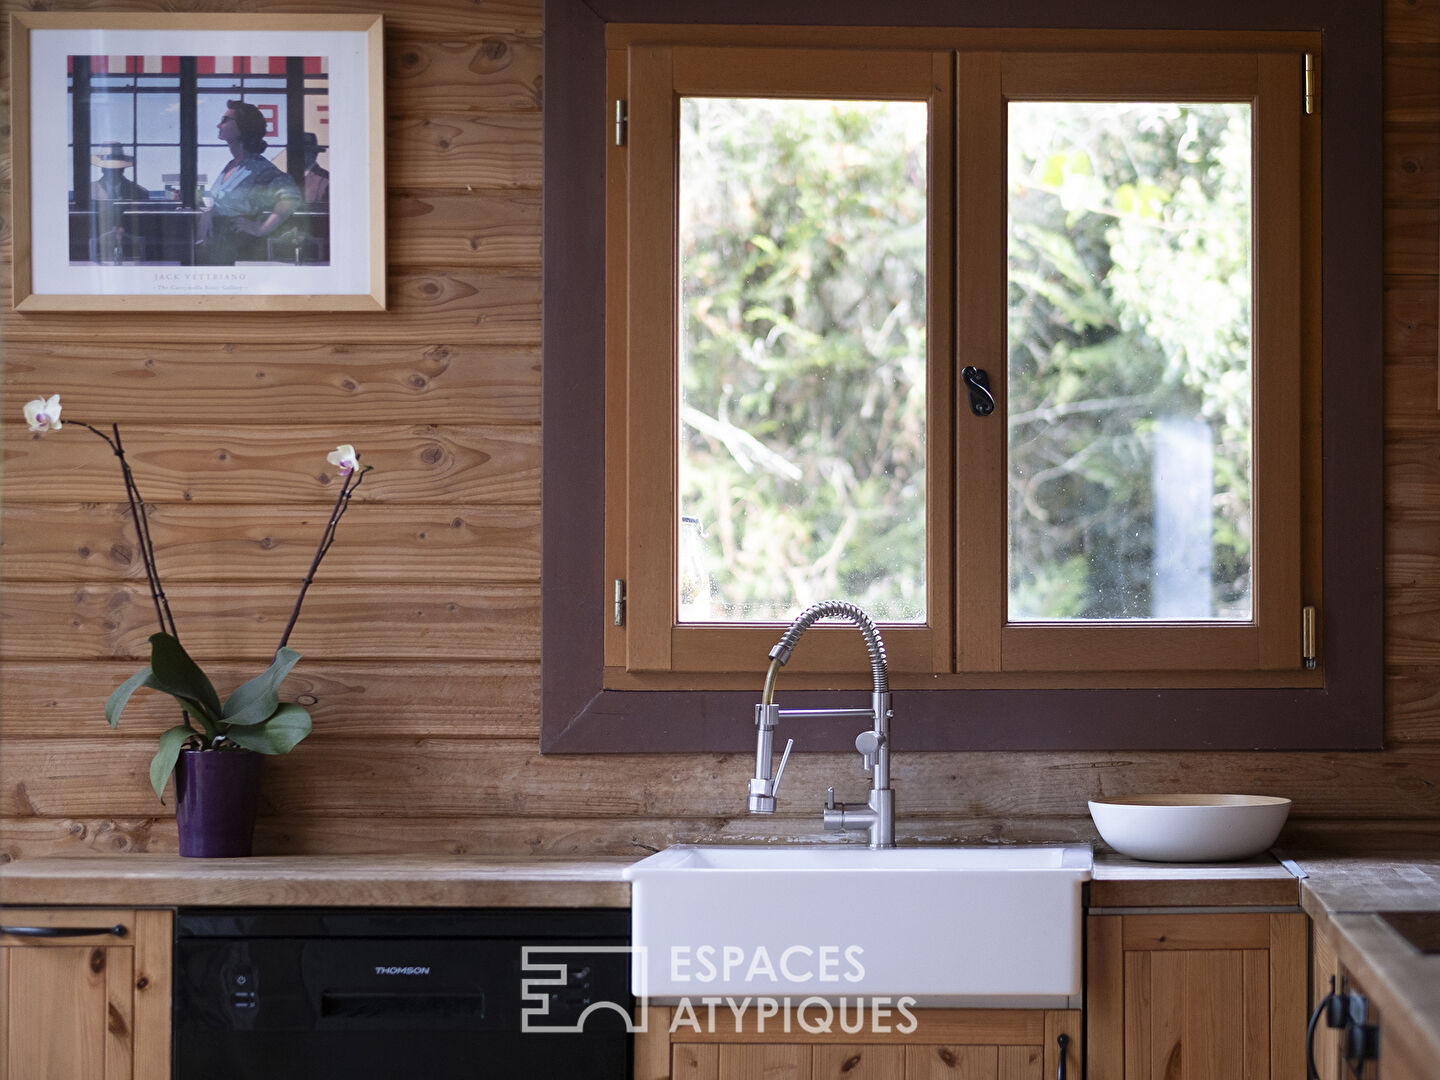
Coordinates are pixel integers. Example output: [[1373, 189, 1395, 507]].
[[1302, 604, 1317, 669], [614, 99, 628, 146], [614, 579, 627, 627], [1304, 54, 1316, 115]]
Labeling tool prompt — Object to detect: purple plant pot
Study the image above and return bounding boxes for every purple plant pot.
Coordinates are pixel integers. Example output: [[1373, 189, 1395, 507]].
[[175, 749, 263, 858]]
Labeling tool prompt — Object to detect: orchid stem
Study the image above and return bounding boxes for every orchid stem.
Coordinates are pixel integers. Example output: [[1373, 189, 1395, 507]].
[[276, 466, 367, 652], [76, 422, 177, 639]]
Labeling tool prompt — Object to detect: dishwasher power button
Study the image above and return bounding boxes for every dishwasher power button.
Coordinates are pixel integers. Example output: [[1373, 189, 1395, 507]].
[[226, 965, 259, 1009]]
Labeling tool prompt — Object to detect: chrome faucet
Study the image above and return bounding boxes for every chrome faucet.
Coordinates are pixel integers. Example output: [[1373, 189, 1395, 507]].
[[748, 600, 895, 848]]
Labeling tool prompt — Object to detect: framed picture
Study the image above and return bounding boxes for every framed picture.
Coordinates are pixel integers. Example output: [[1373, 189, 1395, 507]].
[[10, 13, 385, 311]]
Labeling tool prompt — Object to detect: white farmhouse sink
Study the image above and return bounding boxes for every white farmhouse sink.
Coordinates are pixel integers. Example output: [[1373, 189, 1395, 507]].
[[625, 844, 1092, 1007]]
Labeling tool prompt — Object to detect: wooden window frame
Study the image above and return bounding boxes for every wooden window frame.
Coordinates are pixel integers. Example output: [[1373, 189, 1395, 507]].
[[542, 0, 1382, 753], [608, 32, 1308, 681], [963, 51, 1305, 674], [609, 45, 955, 680]]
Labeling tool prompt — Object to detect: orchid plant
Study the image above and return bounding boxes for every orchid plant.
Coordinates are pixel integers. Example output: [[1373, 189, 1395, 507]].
[[23, 395, 370, 800]]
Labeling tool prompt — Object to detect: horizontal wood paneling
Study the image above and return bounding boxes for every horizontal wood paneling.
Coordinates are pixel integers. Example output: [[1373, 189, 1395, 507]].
[[0, 0, 545, 38], [1385, 131, 1440, 202], [1386, 361, 1439, 434], [386, 114, 542, 189], [0, 661, 540, 739], [1386, 670, 1440, 744], [0, 816, 726, 862], [4, 740, 1439, 820], [1385, 0, 1440, 44], [1, 504, 539, 583], [1385, 206, 1440, 275], [0, 0, 1436, 858], [388, 34, 544, 112], [1385, 50, 1440, 125], [3, 425, 539, 503], [0, 271, 543, 344], [1384, 588, 1440, 666], [1387, 513, 1440, 591], [0, 583, 540, 662], [388, 191, 542, 268], [1386, 438, 1440, 513], [1385, 283, 1438, 358], [2, 342, 540, 425]]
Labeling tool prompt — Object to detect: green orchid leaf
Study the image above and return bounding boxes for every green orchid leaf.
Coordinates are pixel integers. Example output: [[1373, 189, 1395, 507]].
[[145, 633, 224, 724], [222, 647, 303, 727], [150, 724, 196, 802], [223, 703, 312, 755], [170, 697, 223, 740], [105, 664, 156, 728], [105, 659, 211, 740]]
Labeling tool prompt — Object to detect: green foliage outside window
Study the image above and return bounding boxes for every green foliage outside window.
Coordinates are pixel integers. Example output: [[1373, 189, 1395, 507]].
[[675, 94, 1253, 627]]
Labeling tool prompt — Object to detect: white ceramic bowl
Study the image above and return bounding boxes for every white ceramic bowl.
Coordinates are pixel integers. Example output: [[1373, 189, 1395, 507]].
[[1088, 794, 1291, 862]]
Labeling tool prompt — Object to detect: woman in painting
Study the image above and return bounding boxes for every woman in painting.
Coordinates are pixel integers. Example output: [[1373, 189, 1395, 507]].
[[194, 100, 301, 265]]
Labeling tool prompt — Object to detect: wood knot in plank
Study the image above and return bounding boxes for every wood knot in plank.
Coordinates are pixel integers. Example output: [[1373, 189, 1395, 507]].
[[107, 1002, 129, 1036]]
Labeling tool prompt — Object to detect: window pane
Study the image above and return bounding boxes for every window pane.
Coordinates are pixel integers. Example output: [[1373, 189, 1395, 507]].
[[677, 97, 928, 623], [1007, 101, 1253, 621], [89, 92, 137, 144]]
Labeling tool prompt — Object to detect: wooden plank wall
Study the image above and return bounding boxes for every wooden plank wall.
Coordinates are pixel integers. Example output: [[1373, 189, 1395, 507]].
[[1, 0, 1437, 861]]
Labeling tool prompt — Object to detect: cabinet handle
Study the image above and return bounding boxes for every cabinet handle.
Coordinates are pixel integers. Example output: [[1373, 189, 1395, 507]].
[[1306, 983, 1333, 1080], [0, 924, 127, 938], [1056, 1032, 1069, 1080]]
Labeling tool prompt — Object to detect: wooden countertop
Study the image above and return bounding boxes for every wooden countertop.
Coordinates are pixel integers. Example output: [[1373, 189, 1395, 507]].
[[2, 849, 1303, 910], [0, 849, 1301, 910], [1283, 849, 1440, 1067], [0, 854, 634, 908], [1091, 852, 1299, 908], [2, 846, 1433, 1062]]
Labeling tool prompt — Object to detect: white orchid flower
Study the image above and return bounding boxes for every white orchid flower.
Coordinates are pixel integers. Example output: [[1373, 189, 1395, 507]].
[[23, 394, 63, 433], [327, 443, 361, 476]]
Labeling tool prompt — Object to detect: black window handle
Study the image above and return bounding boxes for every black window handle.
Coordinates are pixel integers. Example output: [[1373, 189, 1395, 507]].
[[1056, 1032, 1070, 1080], [0, 924, 127, 938], [962, 366, 996, 416]]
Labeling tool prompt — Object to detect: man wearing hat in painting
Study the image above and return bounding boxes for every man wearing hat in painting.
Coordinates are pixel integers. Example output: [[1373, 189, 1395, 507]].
[[302, 131, 329, 206], [90, 143, 148, 263], [91, 143, 149, 202]]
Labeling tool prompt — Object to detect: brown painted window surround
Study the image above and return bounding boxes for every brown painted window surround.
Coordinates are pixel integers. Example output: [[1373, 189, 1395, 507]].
[[541, 0, 1382, 754]]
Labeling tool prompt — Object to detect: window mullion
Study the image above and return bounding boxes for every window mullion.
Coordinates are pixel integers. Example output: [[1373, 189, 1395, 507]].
[[953, 51, 1008, 673]]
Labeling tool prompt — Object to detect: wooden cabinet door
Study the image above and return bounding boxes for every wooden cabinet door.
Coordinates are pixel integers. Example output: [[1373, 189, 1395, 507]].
[[717, 1044, 811, 1078], [2, 941, 133, 1080], [812, 1045, 906, 1078], [905, 1043, 1046, 1079], [644, 1006, 1079, 1080], [1087, 911, 1307, 1080], [0, 908, 171, 1080]]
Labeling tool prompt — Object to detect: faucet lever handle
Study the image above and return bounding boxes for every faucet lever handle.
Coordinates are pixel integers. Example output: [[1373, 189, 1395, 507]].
[[772, 738, 794, 794], [855, 729, 884, 772]]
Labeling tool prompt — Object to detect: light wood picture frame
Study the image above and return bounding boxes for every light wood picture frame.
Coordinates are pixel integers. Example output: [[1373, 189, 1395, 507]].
[[10, 13, 386, 312]]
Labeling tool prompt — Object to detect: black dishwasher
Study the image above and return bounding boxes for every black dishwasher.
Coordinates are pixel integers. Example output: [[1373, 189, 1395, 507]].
[[173, 907, 632, 1079]]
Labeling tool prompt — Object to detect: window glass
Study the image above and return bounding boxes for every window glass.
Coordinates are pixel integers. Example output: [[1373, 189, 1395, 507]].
[[676, 97, 929, 623], [89, 91, 136, 144], [1006, 101, 1253, 621]]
